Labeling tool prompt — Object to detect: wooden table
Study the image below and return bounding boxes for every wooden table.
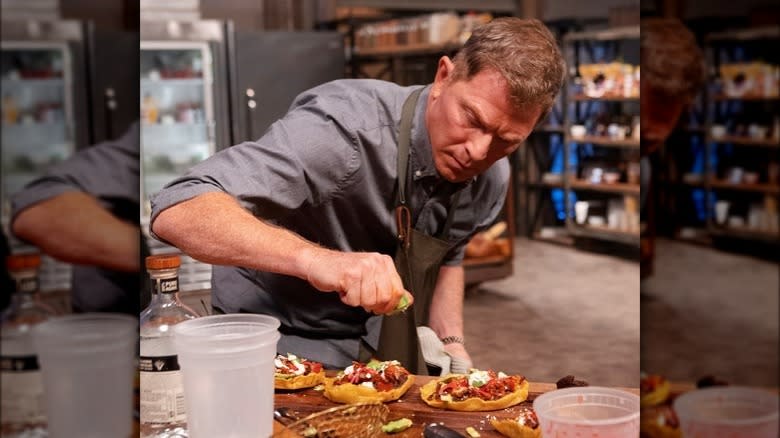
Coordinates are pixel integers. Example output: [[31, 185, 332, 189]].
[[273, 375, 639, 437]]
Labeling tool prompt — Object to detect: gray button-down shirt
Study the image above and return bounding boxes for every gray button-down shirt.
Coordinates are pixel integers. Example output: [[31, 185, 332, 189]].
[[151, 79, 508, 367], [11, 123, 141, 313]]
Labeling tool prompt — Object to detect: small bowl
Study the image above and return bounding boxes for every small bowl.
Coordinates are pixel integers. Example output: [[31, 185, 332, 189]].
[[728, 216, 745, 228], [570, 125, 587, 139], [711, 125, 727, 139], [603, 172, 621, 184], [743, 172, 759, 185], [588, 216, 606, 226], [748, 124, 768, 140]]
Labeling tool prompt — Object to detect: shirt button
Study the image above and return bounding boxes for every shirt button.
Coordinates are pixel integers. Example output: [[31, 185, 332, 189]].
[[414, 170, 422, 177]]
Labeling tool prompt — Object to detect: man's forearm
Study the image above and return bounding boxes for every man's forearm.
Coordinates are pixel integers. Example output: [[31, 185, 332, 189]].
[[429, 265, 465, 339], [152, 192, 321, 280], [12, 191, 139, 272]]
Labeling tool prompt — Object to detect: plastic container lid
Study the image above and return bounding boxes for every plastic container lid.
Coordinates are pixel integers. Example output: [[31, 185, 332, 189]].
[[173, 314, 281, 355], [33, 314, 138, 359], [146, 253, 181, 270]]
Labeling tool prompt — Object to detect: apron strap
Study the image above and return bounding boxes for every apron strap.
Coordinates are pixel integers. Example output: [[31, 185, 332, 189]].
[[396, 88, 423, 207], [395, 88, 423, 249]]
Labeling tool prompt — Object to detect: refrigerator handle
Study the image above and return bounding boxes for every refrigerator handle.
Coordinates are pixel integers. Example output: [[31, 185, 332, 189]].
[[245, 88, 256, 140], [104, 88, 117, 140]]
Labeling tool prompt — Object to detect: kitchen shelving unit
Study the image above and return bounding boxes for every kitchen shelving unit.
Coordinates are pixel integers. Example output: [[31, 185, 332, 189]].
[[561, 25, 641, 247], [702, 26, 779, 245]]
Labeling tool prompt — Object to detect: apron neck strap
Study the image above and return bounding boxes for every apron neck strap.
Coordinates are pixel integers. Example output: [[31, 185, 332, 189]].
[[396, 88, 423, 206]]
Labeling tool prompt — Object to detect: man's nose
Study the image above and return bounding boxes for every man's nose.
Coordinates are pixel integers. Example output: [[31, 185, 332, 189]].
[[465, 132, 492, 162]]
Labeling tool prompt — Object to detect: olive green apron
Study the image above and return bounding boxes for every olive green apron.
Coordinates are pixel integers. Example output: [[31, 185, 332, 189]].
[[375, 88, 461, 375]]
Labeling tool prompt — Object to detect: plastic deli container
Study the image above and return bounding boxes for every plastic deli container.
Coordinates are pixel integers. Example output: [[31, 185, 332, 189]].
[[673, 386, 779, 438], [33, 313, 137, 438], [533, 386, 640, 437], [173, 314, 281, 438]]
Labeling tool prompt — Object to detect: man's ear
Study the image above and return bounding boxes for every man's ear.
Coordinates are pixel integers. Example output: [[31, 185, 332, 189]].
[[431, 56, 455, 98]]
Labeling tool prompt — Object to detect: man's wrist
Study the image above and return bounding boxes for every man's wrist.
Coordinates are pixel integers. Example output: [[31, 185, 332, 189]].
[[440, 335, 465, 346]]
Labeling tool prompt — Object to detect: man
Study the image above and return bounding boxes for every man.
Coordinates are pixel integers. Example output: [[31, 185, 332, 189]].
[[10, 123, 145, 314], [151, 18, 565, 373], [639, 18, 706, 277]]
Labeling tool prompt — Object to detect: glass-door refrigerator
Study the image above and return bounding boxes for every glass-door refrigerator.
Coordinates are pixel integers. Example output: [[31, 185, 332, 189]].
[[140, 20, 231, 291], [1, 20, 90, 291]]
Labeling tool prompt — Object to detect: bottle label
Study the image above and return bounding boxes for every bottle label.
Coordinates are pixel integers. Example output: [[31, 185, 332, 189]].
[[0, 355, 46, 426], [17, 277, 38, 294], [139, 355, 186, 426], [0, 355, 39, 372], [154, 277, 179, 294], [139, 355, 179, 372]]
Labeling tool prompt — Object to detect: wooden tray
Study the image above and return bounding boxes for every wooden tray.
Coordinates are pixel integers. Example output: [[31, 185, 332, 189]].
[[274, 375, 639, 437]]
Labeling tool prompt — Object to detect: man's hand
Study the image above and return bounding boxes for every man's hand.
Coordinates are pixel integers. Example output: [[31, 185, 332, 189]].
[[304, 247, 413, 314]]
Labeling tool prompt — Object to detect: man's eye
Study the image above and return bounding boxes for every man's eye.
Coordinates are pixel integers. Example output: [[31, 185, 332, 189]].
[[464, 111, 480, 128]]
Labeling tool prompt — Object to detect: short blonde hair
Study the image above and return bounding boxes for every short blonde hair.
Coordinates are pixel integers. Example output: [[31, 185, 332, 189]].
[[451, 17, 566, 115], [641, 18, 706, 102]]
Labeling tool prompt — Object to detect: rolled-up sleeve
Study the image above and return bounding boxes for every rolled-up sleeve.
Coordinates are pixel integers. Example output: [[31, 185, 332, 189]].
[[150, 97, 359, 236], [11, 123, 140, 221]]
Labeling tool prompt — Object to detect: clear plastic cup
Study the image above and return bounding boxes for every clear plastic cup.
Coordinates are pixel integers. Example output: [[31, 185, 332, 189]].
[[172, 314, 281, 438], [533, 386, 640, 437], [32, 313, 137, 438], [673, 386, 779, 438]]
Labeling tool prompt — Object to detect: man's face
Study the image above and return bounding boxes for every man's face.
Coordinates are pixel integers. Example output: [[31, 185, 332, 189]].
[[426, 57, 542, 183]]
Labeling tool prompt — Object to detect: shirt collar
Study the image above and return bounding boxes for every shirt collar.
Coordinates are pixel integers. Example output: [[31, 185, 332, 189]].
[[409, 85, 473, 191]]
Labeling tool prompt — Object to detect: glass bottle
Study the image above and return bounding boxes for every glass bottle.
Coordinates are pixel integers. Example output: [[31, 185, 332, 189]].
[[139, 254, 199, 437], [2, 93, 19, 125], [142, 93, 159, 125], [1, 253, 57, 436]]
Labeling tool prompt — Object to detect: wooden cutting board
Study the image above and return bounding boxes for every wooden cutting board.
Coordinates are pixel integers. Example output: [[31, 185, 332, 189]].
[[274, 375, 639, 437]]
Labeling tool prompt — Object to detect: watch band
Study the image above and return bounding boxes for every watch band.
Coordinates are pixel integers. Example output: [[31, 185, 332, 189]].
[[440, 335, 464, 346]]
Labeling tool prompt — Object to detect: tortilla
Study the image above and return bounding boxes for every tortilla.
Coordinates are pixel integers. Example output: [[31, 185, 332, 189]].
[[274, 370, 325, 390], [490, 417, 541, 438], [420, 374, 529, 411], [323, 374, 415, 404]]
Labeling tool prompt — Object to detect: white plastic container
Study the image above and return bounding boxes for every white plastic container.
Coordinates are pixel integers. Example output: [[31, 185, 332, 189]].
[[32, 313, 137, 438], [673, 386, 779, 438], [533, 386, 640, 438], [173, 314, 281, 438], [575, 201, 589, 224]]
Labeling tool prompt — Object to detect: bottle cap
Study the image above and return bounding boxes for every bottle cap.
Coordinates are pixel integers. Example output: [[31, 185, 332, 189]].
[[6, 253, 41, 271], [145, 254, 181, 270]]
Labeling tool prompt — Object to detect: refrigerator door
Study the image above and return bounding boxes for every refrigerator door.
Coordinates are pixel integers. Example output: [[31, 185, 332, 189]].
[[1, 20, 88, 292], [140, 21, 230, 292], [140, 41, 216, 215], [87, 25, 140, 143], [231, 30, 345, 143]]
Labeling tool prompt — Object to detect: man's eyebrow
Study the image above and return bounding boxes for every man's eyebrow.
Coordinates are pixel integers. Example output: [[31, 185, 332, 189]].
[[461, 98, 525, 143], [461, 100, 489, 128]]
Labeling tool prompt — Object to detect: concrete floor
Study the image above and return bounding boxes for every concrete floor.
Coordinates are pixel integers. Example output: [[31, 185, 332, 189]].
[[641, 238, 779, 387], [464, 237, 640, 388]]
